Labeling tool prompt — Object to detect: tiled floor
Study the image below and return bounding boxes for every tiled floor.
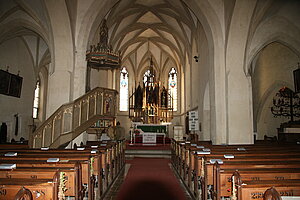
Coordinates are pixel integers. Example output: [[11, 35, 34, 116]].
[[102, 161, 193, 200]]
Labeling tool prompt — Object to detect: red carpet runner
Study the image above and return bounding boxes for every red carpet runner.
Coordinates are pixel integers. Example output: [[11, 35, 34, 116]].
[[116, 158, 187, 200]]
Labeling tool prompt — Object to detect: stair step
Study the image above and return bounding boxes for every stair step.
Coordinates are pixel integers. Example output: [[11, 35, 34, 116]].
[[125, 149, 171, 158]]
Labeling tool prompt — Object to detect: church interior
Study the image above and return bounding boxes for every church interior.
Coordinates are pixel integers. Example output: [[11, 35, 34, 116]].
[[0, 0, 300, 199]]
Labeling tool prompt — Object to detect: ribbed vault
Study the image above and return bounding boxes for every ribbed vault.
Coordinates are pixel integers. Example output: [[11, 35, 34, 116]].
[[0, 0, 50, 77], [89, 0, 199, 81]]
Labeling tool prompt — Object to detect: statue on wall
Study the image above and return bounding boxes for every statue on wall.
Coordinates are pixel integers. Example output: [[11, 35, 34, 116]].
[[14, 113, 18, 136], [147, 86, 154, 104], [134, 84, 143, 108], [161, 86, 168, 107], [99, 19, 109, 48], [153, 83, 159, 105]]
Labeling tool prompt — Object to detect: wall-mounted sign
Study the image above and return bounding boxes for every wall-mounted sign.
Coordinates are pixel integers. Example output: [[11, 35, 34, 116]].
[[189, 111, 199, 131]]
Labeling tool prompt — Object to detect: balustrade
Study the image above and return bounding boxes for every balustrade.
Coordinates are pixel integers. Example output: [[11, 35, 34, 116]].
[[32, 87, 118, 148]]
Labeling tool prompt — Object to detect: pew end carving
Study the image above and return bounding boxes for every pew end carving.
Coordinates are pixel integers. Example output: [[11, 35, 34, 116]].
[[264, 187, 282, 200]]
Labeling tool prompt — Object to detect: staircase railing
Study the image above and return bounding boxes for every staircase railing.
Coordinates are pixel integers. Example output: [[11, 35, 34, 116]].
[[31, 87, 118, 148]]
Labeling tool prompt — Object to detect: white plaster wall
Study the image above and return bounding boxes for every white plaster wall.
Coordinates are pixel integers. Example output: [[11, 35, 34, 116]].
[[0, 38, 36, 141], [252, 42, 298, 139], [46, 70, 71, 118], [196, 24, 210, 141], [44, 0, 74, 116], [184, 55, 191, 111]]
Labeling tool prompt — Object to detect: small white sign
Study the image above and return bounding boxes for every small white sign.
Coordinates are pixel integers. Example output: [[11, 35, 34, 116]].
[[189, 120, 199, 131], [209, 159, 223, 164], [189, 111, 199, 131], [143, 133, 156, 143], [5, 152, 17, 157], [224, 154, 235, 159], [0, 164, 16, 169], [47, 158, 59, 162], [189, 111, 199, 120]]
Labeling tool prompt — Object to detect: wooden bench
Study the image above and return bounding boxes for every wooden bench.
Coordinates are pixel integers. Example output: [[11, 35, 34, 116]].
[[232, 172, 300, 200], [0, 179, 57, 200], [0, 167, 78, 199], [213, 164, 300, 199], [0, 140, 125, 200], [171, 140, 300, 200]]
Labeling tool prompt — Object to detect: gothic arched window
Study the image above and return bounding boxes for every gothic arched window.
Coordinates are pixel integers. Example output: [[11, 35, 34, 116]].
[[33, 80, 40, 118], [119, 67, 129, 111], [168, 67, 178, 111]]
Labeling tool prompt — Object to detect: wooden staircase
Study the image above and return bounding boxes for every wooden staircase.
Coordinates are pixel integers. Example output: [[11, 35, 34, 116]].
[[31, 87, 118, 148]]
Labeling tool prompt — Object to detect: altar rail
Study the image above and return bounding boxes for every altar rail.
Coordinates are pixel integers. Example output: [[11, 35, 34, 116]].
[[31, 87, 118, 148]]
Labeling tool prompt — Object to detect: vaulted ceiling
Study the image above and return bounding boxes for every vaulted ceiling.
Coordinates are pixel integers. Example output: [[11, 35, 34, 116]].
[[0, 0, 50, 74], [91, 0, 199, 77]]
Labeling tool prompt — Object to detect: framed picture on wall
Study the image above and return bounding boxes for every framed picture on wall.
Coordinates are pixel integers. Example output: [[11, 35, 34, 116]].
[[0, 70, 10, 95], [9, 74, 23, 98], [0, 70, 23, 98]]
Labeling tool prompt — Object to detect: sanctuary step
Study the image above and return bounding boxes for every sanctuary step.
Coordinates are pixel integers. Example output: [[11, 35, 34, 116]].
[[125, 143, 171, 158]]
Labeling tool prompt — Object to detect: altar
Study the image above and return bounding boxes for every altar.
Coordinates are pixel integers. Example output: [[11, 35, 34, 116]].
[[132, 124, 168, 144], [134, 132, 166, 144]]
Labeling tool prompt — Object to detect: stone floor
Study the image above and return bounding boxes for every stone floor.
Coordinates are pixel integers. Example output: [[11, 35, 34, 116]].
[[102, 161, 193, 200]]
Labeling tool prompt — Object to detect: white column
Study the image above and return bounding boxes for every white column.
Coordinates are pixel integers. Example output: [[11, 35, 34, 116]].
[[73, 49, 87, 99], [225, 0, 256, 144]]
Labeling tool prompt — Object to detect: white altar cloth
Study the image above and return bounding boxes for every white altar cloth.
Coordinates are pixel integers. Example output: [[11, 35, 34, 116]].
[[134, 132, 166, 144]]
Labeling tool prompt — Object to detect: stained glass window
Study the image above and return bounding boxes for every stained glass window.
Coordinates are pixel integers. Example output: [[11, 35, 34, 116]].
[[168, 67, 177, 111], [119, 67, 129, 111], [33, 80, 40, 118]]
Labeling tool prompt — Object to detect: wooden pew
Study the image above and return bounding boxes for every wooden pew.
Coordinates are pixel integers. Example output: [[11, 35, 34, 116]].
[[213, 164, 300, 199], [171, 140, 300, 200], [0, 139, 125, 200], [200, 158, 300, 199], [0, 160, 84, 199], [0, 150, 97, 199], [0, 140, 125, 200], [232, 172, 300, 200], [0, 180, 58, 200]]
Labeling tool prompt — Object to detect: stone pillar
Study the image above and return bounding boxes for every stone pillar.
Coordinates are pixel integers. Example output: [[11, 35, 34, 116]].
[[225, 0, 256, 144], [46, 69, 71, 118], [73, 49, 87, 100]]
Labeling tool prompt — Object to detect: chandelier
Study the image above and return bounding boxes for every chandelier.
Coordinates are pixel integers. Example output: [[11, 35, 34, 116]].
[[86, 19, 121, 70], [129, 57, 173, 124], [271, 86, 300, 122]]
